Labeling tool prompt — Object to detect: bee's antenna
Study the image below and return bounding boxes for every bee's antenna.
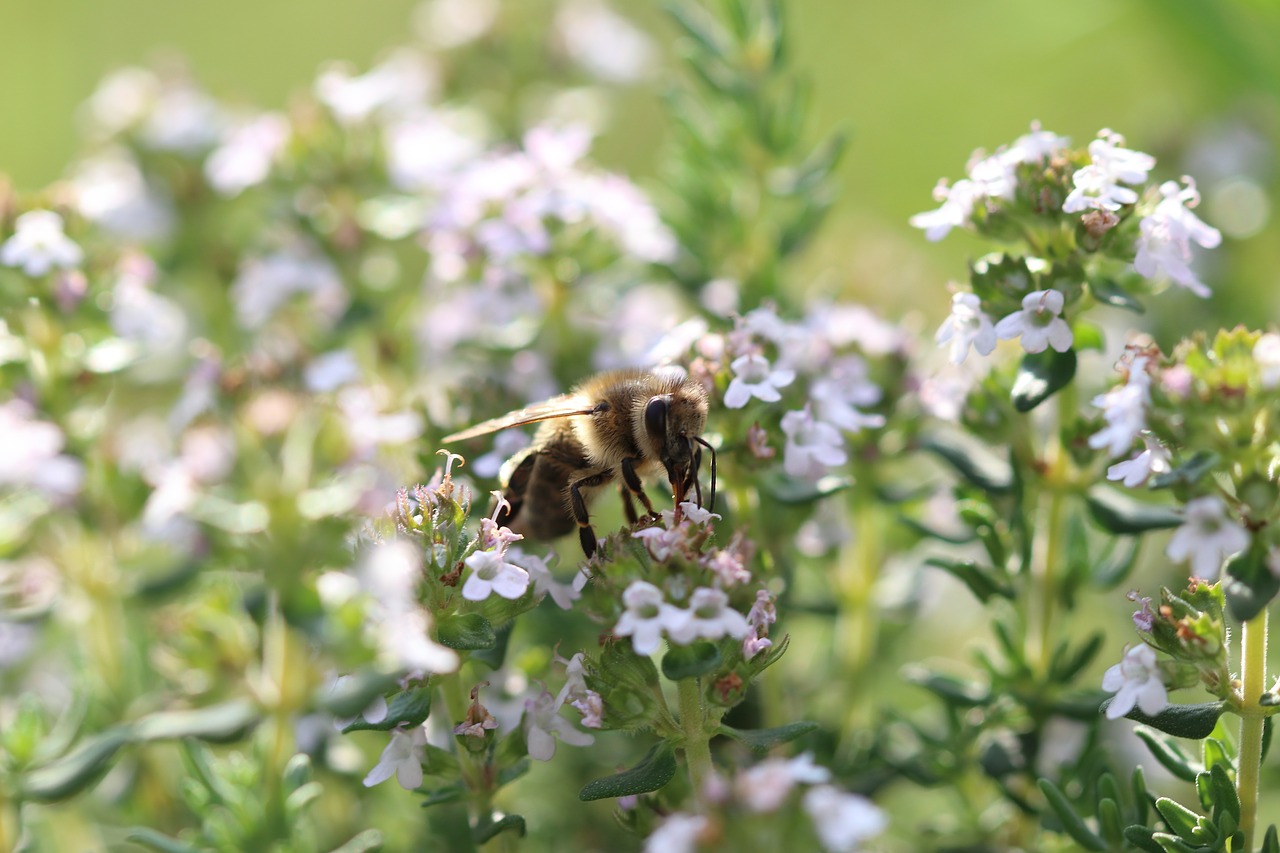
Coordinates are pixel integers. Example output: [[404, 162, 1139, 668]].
[[694, 436, 716, 514]]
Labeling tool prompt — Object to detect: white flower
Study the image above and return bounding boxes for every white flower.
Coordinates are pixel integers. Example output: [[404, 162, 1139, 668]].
[[994, 289, 1073, 354], [70, 151, 173, 241], [802, 785, 888, 852], [909, 178, 986, 241], [304, 350, 362, 393], [555, 0, 657, 83], [1134, 178, 1222, 298], [659, 501, 720, 528], [337, 386, 424, 460], [0, 400, 84, 500], [780, 408, 847, 481], [414, 0, 499, 49], [1063, 129, 1155, 213], [667, 587, 750, 645], [1101, 645, 1167, 720], [724, 354, 795, 409], [1, 211, 83, 277], [511, 549, 580, 610], [315, 50, 433, 125], [810, 356, 885, 434], [613, 581, 689, 656], [363, 725, 427, 789], [1088, 356, 1152, 458], [1004, 121, 1069, 165], [230, 249, 347, 329], [524, 688, 594, 761], [462, 548, 531, 601], [1256, 333, 1280, 390], [937, 292, 998, 364], [632, 525, 683, 561], [643, 813, 708, 853], [1166, 496, 1250, 579], [372, 609, 460, 675], [205, 112, 289, 196], [735, 753, 831, 813], [1106, 435, 1171, 488]]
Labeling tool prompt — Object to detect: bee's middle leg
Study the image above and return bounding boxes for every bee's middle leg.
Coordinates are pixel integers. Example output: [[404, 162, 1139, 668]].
[[570, 470, 614, 558], [620, 458, 660, 520], [619, 483, 639, 525]]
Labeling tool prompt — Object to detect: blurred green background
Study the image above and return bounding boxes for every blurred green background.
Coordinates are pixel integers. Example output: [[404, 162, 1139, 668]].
[[4, 0, 1280, 333]]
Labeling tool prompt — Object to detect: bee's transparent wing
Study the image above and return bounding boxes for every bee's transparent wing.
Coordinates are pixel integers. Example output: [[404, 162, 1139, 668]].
[[442, 394, 597, 443]]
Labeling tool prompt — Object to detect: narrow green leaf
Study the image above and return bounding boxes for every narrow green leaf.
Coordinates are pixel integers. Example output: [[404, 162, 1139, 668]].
[[23, 729, 130, 802], [1209, 762, 1240, 824], [1036, 779, 1105, 851], [342, 686, 432, 733], [1150, 451, 1218, 490], [1223, 546, 1278, 622], [1122, 825, 1165, 853], [761, 470, 852, 504], [904, 668, 990, 707], [1049, 632, 1104, 683], [718, 721, 818, 753], [1088, 277, 1144, 313], [1261, 825, 1280, 853], [319, 671, 402, 719], [1011, 348, 1077, 412], [1085, 487, 1181, 534], [924, 557, 1013, 603], [419, 784, 465, 808], [1132, 766, 1153, 825], [1097, 797, 1124, 845], [1091, 538, 1140, 589], [1133, 728, 1201, 782], [1109, 702, 1225, 741], [921, 432, 1013, 494], [1155, 797, 1204, 841], [473, 814, 526, 845], [132, 699, 259, 743], [327, 829, 384, 853], [436, 613, 496, 650], [124, 828, 204, 853], [579, 742, 678, 801], [662, 642, 723, 681]]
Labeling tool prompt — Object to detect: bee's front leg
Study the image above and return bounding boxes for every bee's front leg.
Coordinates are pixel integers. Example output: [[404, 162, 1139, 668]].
[[569, 470, 613, 558], [619, 458, 661, 521]]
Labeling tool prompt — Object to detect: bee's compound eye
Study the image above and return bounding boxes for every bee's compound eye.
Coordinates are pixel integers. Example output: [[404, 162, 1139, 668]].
[[644, 396, 670, 445]]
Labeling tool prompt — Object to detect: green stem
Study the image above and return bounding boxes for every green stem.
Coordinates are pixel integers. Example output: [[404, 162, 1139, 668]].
[[838, 475, 883, 734], [677, 677, 713, 805], [439, 675, 493, 827], [1029, 382, 1075, 677], [1238, 609, 1268, 851]]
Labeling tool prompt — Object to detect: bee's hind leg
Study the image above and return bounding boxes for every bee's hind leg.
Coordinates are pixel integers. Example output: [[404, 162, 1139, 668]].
[[620, 458, 660, 521], [619, 483, 639, 525], [570, 470, 613, 558]]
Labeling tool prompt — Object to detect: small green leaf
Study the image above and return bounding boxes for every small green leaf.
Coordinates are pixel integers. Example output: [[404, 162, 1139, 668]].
[[904, 668, 990, 707], [1261, 825, 1280, 853], [1155, 796, 1204, 841], [473, 814, 526, 845], [1122, 825, 1165, 853], [1088, 277, 1145, 313], [1037, 779, 1106, 851], [1085, 487, 1182, 534], [1150, 451, 1218, 490], [1223, 546, 1277, 622], [1091, 539, 1140, 588], [718, 721, 818, 753], [579, 742, 678, 801], [1097, 797, 1124, 844], [1011, 348, 1077, 412], [1133, 728, 1202, 782], [318, 671, 402, 719], [924, 557, 1013, 603], [662, 642, 722, 681], [23, 729, 130, 802], [921, 433, 1012, 494], [342, 686, 432, 733], [761, 471, 852, 504], [1108, 701, 1225, 740], [419, 784, 465, 808], [437, 613, 496, 650], [132, 699, 259, 743], [327, 828, 384, 853], [1049, 632, 1104, 683], [125, 828, 204, 853], [1210, 762, 1240, 825]]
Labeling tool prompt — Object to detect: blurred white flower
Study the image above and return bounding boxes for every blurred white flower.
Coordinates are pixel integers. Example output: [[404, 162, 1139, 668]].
[[230, 248, 347, 329], [140, 82, 224, 153], [780, 407, 847, 481], [810, 356, 885, 433], [414, 0, 499, 49], [70, 150, 174, 241], [1, 211, 83, 277], [1089, 356, 1151, 458], [555, 0, 657, 83], [524, 687, 594, 761], [1134, 178, 1222, 298], [337, 386, 423, 459], [1106, 435, 1171, 488], [1101, 644, 1167, 720], [667, 587, 750, 645], [994, 289, 1072, 354], [384, 108, 487, 191], [81, 67, 160, 137], [1166, 496, 1249, 580], [1255, 333, 1280, 389], [1063, 129, 1154, 213], [910, 178, 986, 241], [511, 549, 580, 610], [937, 292, 997, 364], [643, 813, 708, 853], [724, 354, 795, 409], [0, 400, 83, 500], [316, 51, 434, 125], [205, 112, 290, 196], [304, 350, 362, 393], [736, 753, 831, 813], [802, 785, 888, 852], [110, 252, 186, 349], [363, 725, 427, 789]]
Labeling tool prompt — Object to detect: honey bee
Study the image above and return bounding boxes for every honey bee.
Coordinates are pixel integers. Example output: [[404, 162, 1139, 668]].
[[443, 368, 716, 558]]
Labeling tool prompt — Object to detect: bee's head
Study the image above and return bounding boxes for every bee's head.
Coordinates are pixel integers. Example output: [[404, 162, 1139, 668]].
[[642, 390, 715, 516]]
